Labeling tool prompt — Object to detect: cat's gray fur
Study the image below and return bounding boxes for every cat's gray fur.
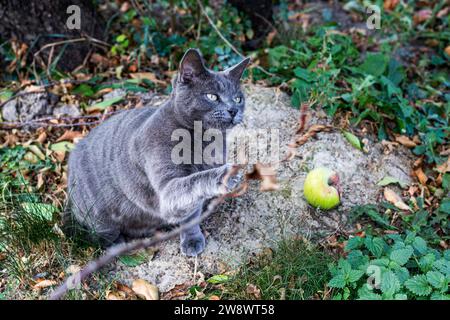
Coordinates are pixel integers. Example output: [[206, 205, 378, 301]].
[[65, 49, 250, 256]]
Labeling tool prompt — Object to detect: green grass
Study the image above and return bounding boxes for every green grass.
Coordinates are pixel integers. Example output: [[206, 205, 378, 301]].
[[217, 239, 335, 300]]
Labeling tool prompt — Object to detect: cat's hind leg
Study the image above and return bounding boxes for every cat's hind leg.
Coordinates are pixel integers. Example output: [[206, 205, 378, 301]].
[[179, 206, 205, 257]]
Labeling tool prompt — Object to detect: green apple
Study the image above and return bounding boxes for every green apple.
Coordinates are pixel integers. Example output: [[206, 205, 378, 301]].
[[303, 167, 341, 210]]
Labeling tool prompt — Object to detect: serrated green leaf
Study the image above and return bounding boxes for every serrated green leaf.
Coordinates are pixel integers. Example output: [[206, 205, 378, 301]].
[[347, 269, 365, 283], [207, 274, 229, 284], [329, 274, 346, 288], [426, 271, 447, 290], [381, 271, 400, 296], [390, 246, 413, 266], [118, 252, 148, 267], [21, 202, 58, 221], [394, 293, 408, 300], [345, 236, 364, 251], [405, 275, 432, 296], [419, 253, 436, 272], [430, 292, 450, 300], [365, 236, 385, 258], [395, 267, 410, 284], [433, 259, 450, 276], [357, 286, 382, 300], [412, 236, 428, 255]]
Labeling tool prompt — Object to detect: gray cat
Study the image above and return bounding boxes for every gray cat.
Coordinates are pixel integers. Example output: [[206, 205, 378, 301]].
[[65, 49, 250, 256]]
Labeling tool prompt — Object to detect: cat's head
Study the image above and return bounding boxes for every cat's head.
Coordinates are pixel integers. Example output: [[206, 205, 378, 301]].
[[171, 48, 250, 130]]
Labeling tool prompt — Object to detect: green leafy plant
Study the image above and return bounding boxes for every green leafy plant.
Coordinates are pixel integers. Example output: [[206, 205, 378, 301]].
[[328, 232, 450, 300]]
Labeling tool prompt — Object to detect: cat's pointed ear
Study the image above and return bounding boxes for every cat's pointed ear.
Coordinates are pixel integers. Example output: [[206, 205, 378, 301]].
[[179, 49, 207, 83], [225, 57, 251, 82]]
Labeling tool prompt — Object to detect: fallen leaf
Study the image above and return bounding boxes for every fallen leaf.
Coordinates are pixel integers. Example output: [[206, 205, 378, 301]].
[[130, 72, 166, 85], [377, 176, 408, 188], [26, 144, 46, 161], [436, 157, 450, 173], [86, 96, 124, 113], [246, 163, 279, 191], [36, 131, 47, 144], [209, 295, 220, 300], [33, 279, 57, 289], [50, 141, 75, 152], [132, 279, 159, 300], [246, 283, 261, 299], [342, 131, 363, 150], [414, 167, 428, 185], [383, 0, 399, 11], [383, 187, 411, 211], [413, 9, 432, 24], [395, 135, 417, 148], [56, 130, 84, 143]]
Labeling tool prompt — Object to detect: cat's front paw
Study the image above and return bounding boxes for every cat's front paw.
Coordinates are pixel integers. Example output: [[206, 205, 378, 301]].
[[218, 164, 242, 194], [180, 233, 206, 257]]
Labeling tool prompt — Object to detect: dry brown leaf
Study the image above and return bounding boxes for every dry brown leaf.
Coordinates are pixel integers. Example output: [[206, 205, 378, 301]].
[[395, 135, 417, 148], [56, 130, 84, 143], [36, 131, 47, 144], [246, 163, 279, 191], [33, 279, 57, 289], [106, 291, 125, 300], [53, 151, 66, 163], [384, 187, 411, 211], [132, 279, 159, 300], [384, 0, 399, 11], [413, 9, 432, 24], [436, 157, 450, 173], [414, 167, 428, 185], [246, 283, 261, 299], [130, 72, 166, 85], [209, 295, 220, 300]]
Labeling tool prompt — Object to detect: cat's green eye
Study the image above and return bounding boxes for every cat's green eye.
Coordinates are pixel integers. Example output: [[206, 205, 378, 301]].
[[233, 96, 242, 103], [206, 93, 218, 101]]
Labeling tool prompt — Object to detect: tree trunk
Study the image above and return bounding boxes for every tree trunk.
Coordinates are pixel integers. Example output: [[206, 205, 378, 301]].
[[0, 0, 106, 72]]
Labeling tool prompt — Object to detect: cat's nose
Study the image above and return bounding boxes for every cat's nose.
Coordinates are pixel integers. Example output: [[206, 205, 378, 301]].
[[227, 107, 238, 118]]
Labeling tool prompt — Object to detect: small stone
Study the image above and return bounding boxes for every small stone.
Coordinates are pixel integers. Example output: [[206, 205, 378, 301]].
[[53, 104, 81, 117], [2, 99, 19, 121]]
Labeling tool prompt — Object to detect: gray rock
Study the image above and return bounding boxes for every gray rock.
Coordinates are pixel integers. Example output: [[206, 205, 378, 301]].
[[112, 84, 414, 293], [53, 104, 81, 117], [2, 99, 19, 121], [1, 92, 55, 122]]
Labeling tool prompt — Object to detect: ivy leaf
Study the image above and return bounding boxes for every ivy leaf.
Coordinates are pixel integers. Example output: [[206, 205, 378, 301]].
[[328, 274, 346, 288], [390, 246, 414, 266], [381, 271, 400, 296], [405, 275, 432, 296], [426, 271, 447, 290]]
